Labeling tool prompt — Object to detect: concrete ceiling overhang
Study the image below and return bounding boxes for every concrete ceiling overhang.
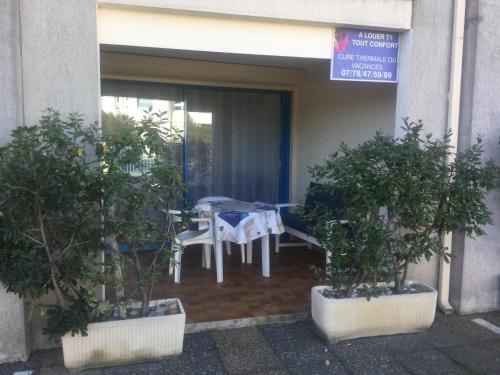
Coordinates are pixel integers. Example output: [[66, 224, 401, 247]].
[[100, 44, 328, 70]]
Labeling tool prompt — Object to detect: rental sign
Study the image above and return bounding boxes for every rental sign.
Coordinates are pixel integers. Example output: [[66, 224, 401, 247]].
[[331, 28, 399, 83]]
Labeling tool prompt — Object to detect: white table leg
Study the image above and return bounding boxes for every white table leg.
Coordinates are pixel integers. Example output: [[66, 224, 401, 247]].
[[274, 234, 280, 253], [203, 244, 211, 269], [325, 249, 332, 277], [215, 239, 224, 283], [169, 253, 174, 275], [174, 245, 182, 284], [240, 244, 245, 263], [246, 240, 253, 264], [225, 241, 232, 255], [261, 234, 270, 277]]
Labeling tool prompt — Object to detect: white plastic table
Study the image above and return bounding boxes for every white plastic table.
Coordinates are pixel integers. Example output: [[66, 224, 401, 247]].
[[195, 200, 284, 283]]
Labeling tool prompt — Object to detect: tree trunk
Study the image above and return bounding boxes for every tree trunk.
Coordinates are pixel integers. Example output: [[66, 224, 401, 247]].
[[103, 233, 124, 301], [400, 261, 409, 288], [392, 256, 402, 293], [140, 288, 150, 317], [131, 247, 150, 316]]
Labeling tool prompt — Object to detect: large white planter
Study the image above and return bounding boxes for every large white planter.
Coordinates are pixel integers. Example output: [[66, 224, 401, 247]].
[[61, 298, 185, 370], [311, 283, 437, 343]]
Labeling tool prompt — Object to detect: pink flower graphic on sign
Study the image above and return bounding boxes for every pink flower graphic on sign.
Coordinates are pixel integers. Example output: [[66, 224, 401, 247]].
[[334, 30, 349, 53]]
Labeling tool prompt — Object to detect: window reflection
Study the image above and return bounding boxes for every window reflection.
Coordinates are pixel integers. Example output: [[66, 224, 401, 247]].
[[187, 111, 213, 204], [101, 95, 185, 174]]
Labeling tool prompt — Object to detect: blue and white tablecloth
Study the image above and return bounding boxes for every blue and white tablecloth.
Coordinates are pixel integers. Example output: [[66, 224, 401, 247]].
[[196, 200, 284, 244]]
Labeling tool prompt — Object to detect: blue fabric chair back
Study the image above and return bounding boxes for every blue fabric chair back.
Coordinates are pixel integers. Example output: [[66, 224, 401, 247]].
[[304, 182, 345, 219]]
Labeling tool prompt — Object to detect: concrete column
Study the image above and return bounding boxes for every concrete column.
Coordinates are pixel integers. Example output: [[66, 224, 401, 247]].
[[450, 0, 500, 314], [395, 0, 454, 289], [18, 0, 101, 350], [0, 288, 31, 363], [20, 0, 100, 126], [0, 0, 31, 364], [395, 0, 454, 136], [0, 0, 23, 143]]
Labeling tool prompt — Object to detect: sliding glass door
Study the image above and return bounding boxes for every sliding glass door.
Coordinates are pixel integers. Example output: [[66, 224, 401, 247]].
[[101, 80, 290, 206]]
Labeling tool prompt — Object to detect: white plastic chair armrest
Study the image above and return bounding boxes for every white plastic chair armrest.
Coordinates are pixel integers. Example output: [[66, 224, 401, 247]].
[[275, 203, 299, 213], [166, 209, 188, 223], [191, 217, 212, 223], [168, 209, 183, 215], [191, 217, 213, 232]]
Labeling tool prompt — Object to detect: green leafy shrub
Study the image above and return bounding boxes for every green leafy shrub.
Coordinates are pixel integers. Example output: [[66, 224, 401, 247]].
[[100, 109, 185, 317], [0, 109, 105, 337], [311, 119, 498, 296], [0, 108, 186, 339]]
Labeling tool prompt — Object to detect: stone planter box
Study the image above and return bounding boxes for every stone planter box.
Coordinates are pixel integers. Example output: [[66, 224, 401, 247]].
[[61, 298, 185, 370], [311, 283, 437, 343]]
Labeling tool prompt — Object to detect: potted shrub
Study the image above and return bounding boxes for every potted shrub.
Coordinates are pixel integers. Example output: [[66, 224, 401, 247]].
[[0, 109, 107, 346], [0, 109, 188, 370], [61, 110, 187, 369], [309, 120, 497, 343]]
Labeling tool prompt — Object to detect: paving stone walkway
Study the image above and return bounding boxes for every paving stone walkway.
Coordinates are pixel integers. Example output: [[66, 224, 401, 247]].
[[2, 311, 500, 375]]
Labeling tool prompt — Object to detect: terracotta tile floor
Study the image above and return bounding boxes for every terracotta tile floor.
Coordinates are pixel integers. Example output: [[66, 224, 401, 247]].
[[114, 241, 325, 324]]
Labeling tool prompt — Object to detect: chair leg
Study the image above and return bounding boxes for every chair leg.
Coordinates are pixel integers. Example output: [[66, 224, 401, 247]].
[[261, 234, 270, 277], [215, 240, 224, 283], [174, 245, 182, 284], [246, 240, 253, 264], [275, 234, 280, 253], [169, 256, 174, 275], [169, 243, 177, 275], [225, 241, 232, 255], [204, 244, 211, 269], [240, 244, 245, 263]]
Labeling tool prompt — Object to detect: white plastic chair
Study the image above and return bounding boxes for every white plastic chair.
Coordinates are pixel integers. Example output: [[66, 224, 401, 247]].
[[168, 210, 215, 284], [197, 196, 246, 264]]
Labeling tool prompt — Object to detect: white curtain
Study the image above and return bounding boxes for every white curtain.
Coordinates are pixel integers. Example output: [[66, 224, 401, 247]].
[[185, 88, 282, 205]]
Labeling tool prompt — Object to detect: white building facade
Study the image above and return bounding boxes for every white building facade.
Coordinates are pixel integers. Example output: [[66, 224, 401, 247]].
[[1, 0, 499, 363]]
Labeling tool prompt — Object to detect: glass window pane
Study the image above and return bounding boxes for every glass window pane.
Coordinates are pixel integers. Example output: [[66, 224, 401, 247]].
[[101, 81, 287, 207], [100, 81, 185, 168]]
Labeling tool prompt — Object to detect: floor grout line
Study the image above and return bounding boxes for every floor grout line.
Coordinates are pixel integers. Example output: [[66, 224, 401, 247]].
[[185, 313, 309, 333], [471, 318, 500, 335], [433, 346, 480, 375], [212, 326, 288, 375]]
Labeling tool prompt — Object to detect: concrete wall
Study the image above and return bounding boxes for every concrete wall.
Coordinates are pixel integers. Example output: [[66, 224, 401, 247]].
[[0, 0, 23, 144], [398, 0, 454, 290], [0, 0, 30, 364], [20, 0, 101, 126], [19, 0, 101, 350], [450, 0, 500, 314], [293, 61, 397, 201], [395, 0, 454, 137], [99, 7, 333, 59], [0, 289, 30, 363], [0, 0, 101, 359]]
